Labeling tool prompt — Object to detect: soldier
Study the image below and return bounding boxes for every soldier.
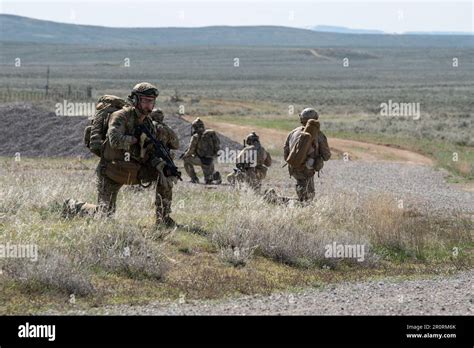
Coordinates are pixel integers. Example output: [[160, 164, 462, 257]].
[[63, 82, 179, 227], [150, 108, 179, 152], [149, 108, 180, 224], [283, 108, 331, 202], [227, 132, 272, 192], [182, 118, 222, 184]]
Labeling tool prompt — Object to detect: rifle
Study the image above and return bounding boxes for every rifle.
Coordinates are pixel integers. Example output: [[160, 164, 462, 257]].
[[135, 124, 183, 181], [236, 162, 251, 171], [178, 149, 187, 160]]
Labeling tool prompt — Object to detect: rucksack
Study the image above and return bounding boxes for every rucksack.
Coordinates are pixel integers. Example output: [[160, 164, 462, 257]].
[[262, 149, 272, 167], [83, 95, 127, 156], [197, 129, 221, 158], [286, 119, 320, 169]]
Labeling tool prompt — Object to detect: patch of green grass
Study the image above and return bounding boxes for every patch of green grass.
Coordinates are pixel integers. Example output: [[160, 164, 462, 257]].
[[326, 131, 473, 181], [205, 116, 473, 181]]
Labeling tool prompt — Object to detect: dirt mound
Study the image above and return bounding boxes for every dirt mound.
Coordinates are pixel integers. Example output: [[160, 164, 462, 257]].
[[0, 103, 241, 158]]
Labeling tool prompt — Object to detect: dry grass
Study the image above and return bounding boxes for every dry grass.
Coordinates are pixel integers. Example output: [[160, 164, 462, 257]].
[[211, 189, 472, 268], [2, 250, 94, 296], [0, 157, 472, 313]]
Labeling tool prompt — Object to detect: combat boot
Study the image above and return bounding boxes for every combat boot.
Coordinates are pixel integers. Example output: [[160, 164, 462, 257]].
[[61, 198, 78, 218], [156, 216, 176, 227], [213, 171, 222, 185]]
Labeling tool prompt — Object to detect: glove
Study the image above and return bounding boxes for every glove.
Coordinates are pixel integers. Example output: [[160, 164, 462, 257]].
[[90, 145, 102, 157], [155, 159, 166, 172], [305, 158, 315, 169]]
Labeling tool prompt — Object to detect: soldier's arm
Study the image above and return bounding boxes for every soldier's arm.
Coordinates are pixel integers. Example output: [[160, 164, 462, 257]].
[[283, 133, 291, 161], [183, 135, 198, 157], [265, 150, 272, 167], [107, 110, 136, 150], [318, 132, 331, 161], [236, 147, 247, 164]]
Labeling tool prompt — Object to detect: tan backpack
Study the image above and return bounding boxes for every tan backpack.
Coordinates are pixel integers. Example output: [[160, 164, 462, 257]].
[[262, 149, 272, 167], [197, 129, 221, 158], [286, 120, 320, 169], [83, 95, 127, 156]]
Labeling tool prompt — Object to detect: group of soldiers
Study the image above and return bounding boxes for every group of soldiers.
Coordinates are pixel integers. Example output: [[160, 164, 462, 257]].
[[63, 82, 331, 227]]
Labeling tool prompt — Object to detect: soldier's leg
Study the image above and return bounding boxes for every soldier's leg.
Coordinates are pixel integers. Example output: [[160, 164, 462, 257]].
[[296, 176, 316, 201], [245, 168, 260, 191], [202, 160, 221, 184], [228, 170, 246, 187], [62, 199, 99, 218], [307, 176, 315, 201], [62, 162, 121, 218], [293, 168, 315, 202], [155, 182, 174, 226], [96, 168, 123, 216], [227, 171, 236, 185], [253, 168, 266, 192], [213, 170, 222, 184], [201, 160, 215, 184], [295, 177, 308, 201], [183, 156, 200, 182]]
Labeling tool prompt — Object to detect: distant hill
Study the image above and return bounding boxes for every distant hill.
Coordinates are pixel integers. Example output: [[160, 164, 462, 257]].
[[0, 14, 472, 48], [309, 25, 473, 36], [405, 31, 474, 36], [310, 25, 384, 35]]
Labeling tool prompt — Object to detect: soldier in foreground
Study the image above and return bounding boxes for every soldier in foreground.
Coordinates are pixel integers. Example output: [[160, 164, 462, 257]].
[[227, 131, 272, 192], [63, 82, 180, 227], [283, 108, 331, 202], [182, 118, 222, 184]]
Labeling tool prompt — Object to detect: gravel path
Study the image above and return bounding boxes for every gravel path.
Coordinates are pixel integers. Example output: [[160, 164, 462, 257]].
[[199, 119, 473, 215], [308, 160, 474, 215], [47, 270, 473, 315]]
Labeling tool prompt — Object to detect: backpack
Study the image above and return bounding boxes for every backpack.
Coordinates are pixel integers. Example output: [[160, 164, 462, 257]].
[[286, 120, 320, 169], [198, 129, 221, 157], [262, 149, 272, 167], [83, 95, 127, 156]]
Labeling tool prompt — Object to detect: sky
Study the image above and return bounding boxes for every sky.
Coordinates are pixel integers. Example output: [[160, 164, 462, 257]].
[[0, 0, 472, 33]]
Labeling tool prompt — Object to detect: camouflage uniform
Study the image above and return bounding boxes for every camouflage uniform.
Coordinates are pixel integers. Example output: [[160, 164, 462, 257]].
[[182, 118, 221, 184], [70, 106, 153, 212], [284, 109, 331, 202], [150, 109, 180, 223], [63, 167, 135, 218], [227, 133, 272, 191], [65, 103, 178, 224]]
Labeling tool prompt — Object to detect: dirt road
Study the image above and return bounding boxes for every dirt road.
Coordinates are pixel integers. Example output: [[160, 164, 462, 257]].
[[184, 116, 434, 165]]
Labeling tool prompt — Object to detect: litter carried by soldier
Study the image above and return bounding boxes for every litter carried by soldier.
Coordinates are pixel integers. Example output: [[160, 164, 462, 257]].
[[63, 82, 181, 227], [283, 107, 331, 202], [181, 117, 222, 185], [227, 131, 272, 192]]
